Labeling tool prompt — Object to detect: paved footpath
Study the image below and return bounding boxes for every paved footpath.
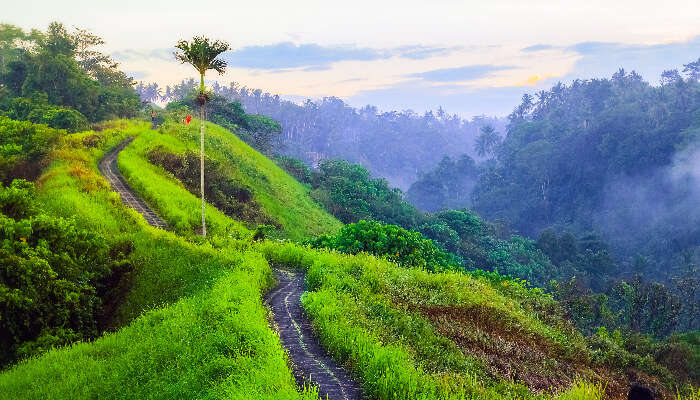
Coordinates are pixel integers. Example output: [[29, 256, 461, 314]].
[[98, 138, 167, 229], [265, 269, 363, 400]]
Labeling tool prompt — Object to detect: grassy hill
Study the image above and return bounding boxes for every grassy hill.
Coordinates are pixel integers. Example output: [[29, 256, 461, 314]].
[[119, 119, 342, 240], [0, 119, 696, 399]]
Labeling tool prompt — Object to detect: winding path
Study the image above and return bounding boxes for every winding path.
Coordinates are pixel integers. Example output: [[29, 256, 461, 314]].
[[98, 138, 167, 229], [265, 269, 363, 400], [99, 140, 360, 398]]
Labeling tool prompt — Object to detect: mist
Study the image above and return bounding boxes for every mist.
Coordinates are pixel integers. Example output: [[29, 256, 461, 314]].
[[595, 140, 700, 274]]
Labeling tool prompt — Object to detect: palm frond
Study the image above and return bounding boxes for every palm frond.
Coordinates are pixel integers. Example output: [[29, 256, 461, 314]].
[[173, 36, 230, 75]]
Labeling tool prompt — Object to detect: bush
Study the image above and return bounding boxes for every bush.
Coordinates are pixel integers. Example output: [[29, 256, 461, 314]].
[[147, 146, 278, 227], [41, 108, 89, 132], [274, 155, 312, 184], [0, 117, 61, 184], [3, 95, 89, 132], [0, 180, 117, 365], [309, 219, 460, 271]]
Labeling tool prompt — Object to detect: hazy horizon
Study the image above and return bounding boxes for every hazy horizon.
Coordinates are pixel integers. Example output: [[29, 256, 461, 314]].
[[4, 0, 700, 117]]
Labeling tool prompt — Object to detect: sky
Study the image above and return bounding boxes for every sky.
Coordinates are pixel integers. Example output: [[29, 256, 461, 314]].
[[4, 0, 700, 117]]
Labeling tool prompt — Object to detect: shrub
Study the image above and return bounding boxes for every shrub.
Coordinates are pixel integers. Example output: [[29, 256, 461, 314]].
[[309, 219, 460, 271], [0, 180, 117, 365], [274, 155, 312, 184], [0, 117, 61, 184]]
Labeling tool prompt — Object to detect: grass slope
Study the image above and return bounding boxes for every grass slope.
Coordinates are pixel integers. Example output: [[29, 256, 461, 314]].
[[118, 120, 341, 240], [0, 121, 316, 399], [260, 242, 694, 400]]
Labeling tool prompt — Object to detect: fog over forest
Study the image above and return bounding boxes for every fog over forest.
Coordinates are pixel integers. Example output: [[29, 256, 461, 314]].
[[139, 79, 507, 189]]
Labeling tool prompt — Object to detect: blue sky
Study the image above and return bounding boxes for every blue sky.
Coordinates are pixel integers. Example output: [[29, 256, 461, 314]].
[[4, 0, 700, 117]]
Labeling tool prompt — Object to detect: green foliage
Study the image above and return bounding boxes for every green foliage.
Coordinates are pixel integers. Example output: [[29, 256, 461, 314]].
[[170, 91, 282, 153], [147, 145, 278, 228], [274, 155, 312, 184], [119, 121, 340, 240], [309, 158, 558, 287], [0, 253, 317, 400], [243, 113, 282, 154], [0, 180, 115, 365], [553, 381, 605, 400], [0, 116, 61, 183], [309, 220, 460, 271], [2, 95, 89, 132], [174, 36, 229, 93], [472, 69, 700, 292], [259, 242, 632, 399], [0, 115, 693, 398], [406, 155, 479, 212], [311, 158, 420, 227], [0, 23, 139, 123], [0, 121, 316, 399]]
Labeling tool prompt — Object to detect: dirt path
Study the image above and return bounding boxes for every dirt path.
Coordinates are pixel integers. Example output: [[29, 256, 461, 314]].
[[99, 139, 167, 229], [266, 269, 363, 400]]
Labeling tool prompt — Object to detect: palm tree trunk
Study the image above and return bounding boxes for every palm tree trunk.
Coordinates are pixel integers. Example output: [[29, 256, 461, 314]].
[[200, 102, 206, 237]]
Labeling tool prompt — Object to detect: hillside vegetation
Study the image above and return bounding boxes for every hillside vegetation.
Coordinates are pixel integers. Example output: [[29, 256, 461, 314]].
[[0, 22, 697, 400], [0, 117, 697, 399], [0, 120, 326, 399]]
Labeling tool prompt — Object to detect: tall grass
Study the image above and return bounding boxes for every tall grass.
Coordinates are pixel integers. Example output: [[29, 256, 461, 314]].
[[259, 241, 603, 400], [134, 120, 342, 240], [554, 381, 605, 400], [0, 120, 314, 399]]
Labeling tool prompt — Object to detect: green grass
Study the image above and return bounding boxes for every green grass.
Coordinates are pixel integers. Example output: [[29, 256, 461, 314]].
[[0, 121, 315, 399], [118, 130, 251, 238], [120, 120, 341, 240], [553, 381, 605, 400], [0, 253, 316, 400], [259, 241, 610, 400]]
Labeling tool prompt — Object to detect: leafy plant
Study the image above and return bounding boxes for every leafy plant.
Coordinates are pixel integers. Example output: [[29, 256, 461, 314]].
[[309, 219, 460, 271]]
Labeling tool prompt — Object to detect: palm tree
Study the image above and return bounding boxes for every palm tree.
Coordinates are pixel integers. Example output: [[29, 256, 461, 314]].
[[474, 125, 501, 158], [174, 36, 229, 236]]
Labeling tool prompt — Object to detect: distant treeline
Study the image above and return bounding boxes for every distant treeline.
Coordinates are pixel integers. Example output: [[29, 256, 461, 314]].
[[137, 79, 506, 189]]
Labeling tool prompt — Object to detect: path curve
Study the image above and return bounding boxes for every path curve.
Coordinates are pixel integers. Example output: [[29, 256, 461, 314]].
[[266, 269, 363, 400], [99, 138, 167, 229]]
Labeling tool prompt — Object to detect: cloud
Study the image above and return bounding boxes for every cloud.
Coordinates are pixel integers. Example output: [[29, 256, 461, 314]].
[[113, 42, 462, 74], [125, 71, 148, 79], [515, 74, 557, 86], [348, 81, 530, 117], [112, 48, 173, 62], [221, 42, 459, 71], [394, 45, 461, 60], [338, 78, 366, 83], [407, 64, 517, 82], [521, 44, 555, 52], [563, 36, 700, 82], [223, 42, 385, 70]]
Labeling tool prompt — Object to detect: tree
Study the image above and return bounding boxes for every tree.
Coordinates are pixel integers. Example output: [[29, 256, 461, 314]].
[[682, 58, 700, 81], [660, 69, 681, 85], [0, 24, 26, 73], [474, 125, 501, 157], [174, 36, 230, 236]]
